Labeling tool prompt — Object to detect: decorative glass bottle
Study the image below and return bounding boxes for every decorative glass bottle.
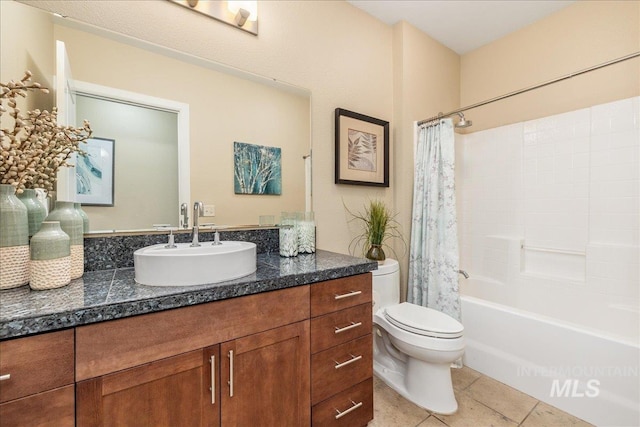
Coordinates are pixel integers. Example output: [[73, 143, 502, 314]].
[[279, 212, 298, 257], [297, 211, 315, 254], [45, 201, 84, 279], [29, 221, 71, 290], [0, 184, 29, 289], [18, 188, 47, 237]]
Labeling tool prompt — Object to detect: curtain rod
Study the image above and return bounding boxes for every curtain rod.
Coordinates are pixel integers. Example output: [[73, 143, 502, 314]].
[[417, 51, 640, 126]]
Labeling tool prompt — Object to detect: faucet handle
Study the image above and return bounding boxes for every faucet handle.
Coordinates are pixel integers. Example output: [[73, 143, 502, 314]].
[[152, 224, 178, 248]]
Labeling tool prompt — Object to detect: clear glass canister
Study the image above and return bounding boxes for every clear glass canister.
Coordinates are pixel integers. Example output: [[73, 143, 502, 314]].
[[297, 211, 315, 254], [279, 212, 298, 257]]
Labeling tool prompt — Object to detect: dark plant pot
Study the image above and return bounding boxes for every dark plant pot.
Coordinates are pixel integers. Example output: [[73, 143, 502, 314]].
[[366, 244, 386, 264]]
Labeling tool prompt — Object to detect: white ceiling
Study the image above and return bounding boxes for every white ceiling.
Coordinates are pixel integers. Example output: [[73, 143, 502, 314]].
[[347, 1, 575, 54]]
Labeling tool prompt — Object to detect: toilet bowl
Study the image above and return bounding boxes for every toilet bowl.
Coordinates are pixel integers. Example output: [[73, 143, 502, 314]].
[[372, 259, 465, 414]]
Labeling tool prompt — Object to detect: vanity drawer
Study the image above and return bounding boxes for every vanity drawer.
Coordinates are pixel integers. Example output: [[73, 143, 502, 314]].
[[311, 334, 372, 404], [310, 274, 372, 317], [0, 330, 74, 403], [311, 378, 373, 427], [311, 303, 372, 354]]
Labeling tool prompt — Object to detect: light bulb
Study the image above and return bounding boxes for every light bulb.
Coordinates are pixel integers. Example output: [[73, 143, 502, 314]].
[[227, 1, 258, 22]]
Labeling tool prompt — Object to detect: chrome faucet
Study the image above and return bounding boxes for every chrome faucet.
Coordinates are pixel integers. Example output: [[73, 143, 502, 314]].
[[180, 203, 189, 229], [191, 201, 204, 247], [458, 269, 470, 279]]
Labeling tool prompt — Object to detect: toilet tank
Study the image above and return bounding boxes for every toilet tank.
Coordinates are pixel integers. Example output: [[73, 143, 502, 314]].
[[372, 258, 400, 311]]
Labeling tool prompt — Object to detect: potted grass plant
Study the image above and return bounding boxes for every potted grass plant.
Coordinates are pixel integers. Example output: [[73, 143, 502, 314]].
[[346, 199, 403, 264]]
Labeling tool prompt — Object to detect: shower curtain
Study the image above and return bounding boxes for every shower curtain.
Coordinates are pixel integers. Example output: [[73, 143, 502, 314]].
[[408, 118, 461, 324]]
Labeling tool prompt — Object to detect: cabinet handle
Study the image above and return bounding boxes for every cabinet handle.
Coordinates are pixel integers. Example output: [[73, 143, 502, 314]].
[[334, 354, 362, 369], [334, 321, 362, 334], [335, 400, 363, 419], [228, 350, 234, 397], [334, 290, 362, 300], [209, 355, 215, 404], [0, 374, 10, 381]]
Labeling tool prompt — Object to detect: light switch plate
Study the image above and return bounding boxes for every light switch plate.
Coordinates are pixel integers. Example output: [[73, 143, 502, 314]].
[[204, 205, 216, 216]]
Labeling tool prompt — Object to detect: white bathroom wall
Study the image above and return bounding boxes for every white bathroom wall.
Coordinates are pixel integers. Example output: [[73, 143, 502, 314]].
[[457, 96, 640, 339]]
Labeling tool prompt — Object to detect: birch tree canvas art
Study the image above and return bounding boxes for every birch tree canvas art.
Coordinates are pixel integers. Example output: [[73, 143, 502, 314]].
[[234, 142, 282, 195]]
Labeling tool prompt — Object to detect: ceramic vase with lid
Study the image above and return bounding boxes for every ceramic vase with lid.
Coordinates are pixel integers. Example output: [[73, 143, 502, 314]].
[[0, 184, 29, 289], [45, 201, 84, 279], [18, 188, 47, 237], [29, 221, 71, 290]]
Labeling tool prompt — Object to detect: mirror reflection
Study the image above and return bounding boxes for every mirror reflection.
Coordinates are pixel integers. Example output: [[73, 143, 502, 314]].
[[1, 1, 311, 232]]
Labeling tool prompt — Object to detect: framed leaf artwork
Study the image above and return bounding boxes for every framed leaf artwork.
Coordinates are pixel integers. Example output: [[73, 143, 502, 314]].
[[335, 108, 389, 187]]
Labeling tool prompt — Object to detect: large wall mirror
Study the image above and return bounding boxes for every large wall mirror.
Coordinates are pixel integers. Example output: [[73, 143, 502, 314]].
[[1, 1, 311, 233]]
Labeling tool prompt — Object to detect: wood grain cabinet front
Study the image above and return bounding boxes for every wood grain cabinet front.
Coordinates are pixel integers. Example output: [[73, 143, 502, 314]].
[[0, 329, 75, 427], [74, 286, 311, 427], [310, 274, 374, 427]]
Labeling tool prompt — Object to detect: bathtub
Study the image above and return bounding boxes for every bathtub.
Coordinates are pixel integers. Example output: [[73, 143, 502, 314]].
[[460, 277, 639, 427]]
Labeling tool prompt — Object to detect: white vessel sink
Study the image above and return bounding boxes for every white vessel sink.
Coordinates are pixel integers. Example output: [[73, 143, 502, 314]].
[[134, 241, 257, 286]]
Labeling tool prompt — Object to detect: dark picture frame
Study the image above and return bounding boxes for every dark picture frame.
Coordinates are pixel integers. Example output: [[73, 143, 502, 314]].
[[335, 108, 389, 187], [75, 137, 115, 206]]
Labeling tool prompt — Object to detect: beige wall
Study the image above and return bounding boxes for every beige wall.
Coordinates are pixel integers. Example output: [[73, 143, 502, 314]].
[[0, 1, 53, 116], [392, 22, 460, 299], [461, 0, 640, 132], [25, 0, 394, 252]]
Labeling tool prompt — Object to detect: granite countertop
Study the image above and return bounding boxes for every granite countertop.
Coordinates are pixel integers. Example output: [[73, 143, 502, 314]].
[[0, 250, 377, 340]]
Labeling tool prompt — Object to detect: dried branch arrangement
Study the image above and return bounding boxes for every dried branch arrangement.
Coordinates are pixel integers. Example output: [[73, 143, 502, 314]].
[[0, 71, 92, 193]]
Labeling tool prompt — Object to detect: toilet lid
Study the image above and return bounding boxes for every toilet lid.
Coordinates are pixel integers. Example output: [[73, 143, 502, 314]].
[[384, 302, 464, 339]]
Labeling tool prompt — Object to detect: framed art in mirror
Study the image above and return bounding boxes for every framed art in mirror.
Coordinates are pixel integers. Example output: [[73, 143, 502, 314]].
[[335, 108, 389, 187], [76, 137, 115, 206]]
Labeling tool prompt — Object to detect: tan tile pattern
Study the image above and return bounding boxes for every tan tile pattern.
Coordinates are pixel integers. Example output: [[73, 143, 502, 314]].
[[451, 365, 482, 391], [371, 367, 594, 427], [369, 376, 430, 427], [465, 375, 538, 423], [521, 402, 594, 427]]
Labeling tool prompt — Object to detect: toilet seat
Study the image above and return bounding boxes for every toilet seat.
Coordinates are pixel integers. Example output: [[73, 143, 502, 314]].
[[384, 302, 464, 339]]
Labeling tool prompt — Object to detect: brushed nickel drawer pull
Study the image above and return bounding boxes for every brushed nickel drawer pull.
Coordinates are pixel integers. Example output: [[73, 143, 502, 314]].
[[334, 321, 362, 334], [0, 374, 10, 381], [334, 290, 362, 300], [209, 355, 215, 404], [228, 350, 234, 397], [334, 354, 362, 369], [335, 400, 363, 419]]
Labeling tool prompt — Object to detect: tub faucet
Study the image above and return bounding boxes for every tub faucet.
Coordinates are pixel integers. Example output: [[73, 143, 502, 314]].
[[191, 201, 204, 247], [458, 269, 469, 279]]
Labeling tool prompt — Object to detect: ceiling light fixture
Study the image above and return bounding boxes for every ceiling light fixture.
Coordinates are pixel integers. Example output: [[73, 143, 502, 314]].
[[168, 0, 258, 35]]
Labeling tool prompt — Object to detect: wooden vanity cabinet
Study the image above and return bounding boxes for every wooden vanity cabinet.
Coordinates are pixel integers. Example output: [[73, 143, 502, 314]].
[[75, 285, 310, 427], [1, 272, 374, 426], [0, 329, 75, 427], [310, 273, 374, 427]]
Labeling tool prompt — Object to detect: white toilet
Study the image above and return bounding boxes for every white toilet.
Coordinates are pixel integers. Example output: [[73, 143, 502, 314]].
[[372, 259, 465, 414]]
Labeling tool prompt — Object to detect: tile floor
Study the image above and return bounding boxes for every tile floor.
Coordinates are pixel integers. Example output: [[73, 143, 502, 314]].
[[369, 366, 594, 427]]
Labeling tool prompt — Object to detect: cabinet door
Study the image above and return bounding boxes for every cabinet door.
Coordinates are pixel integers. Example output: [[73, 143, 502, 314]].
[[76, 346, 220, 427], [220, 321, 310, 427]]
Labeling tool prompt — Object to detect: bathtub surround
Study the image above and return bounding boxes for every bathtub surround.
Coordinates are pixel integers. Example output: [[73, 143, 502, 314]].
[[408, 119, 461, 323], [457, 96, 640, 426]]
